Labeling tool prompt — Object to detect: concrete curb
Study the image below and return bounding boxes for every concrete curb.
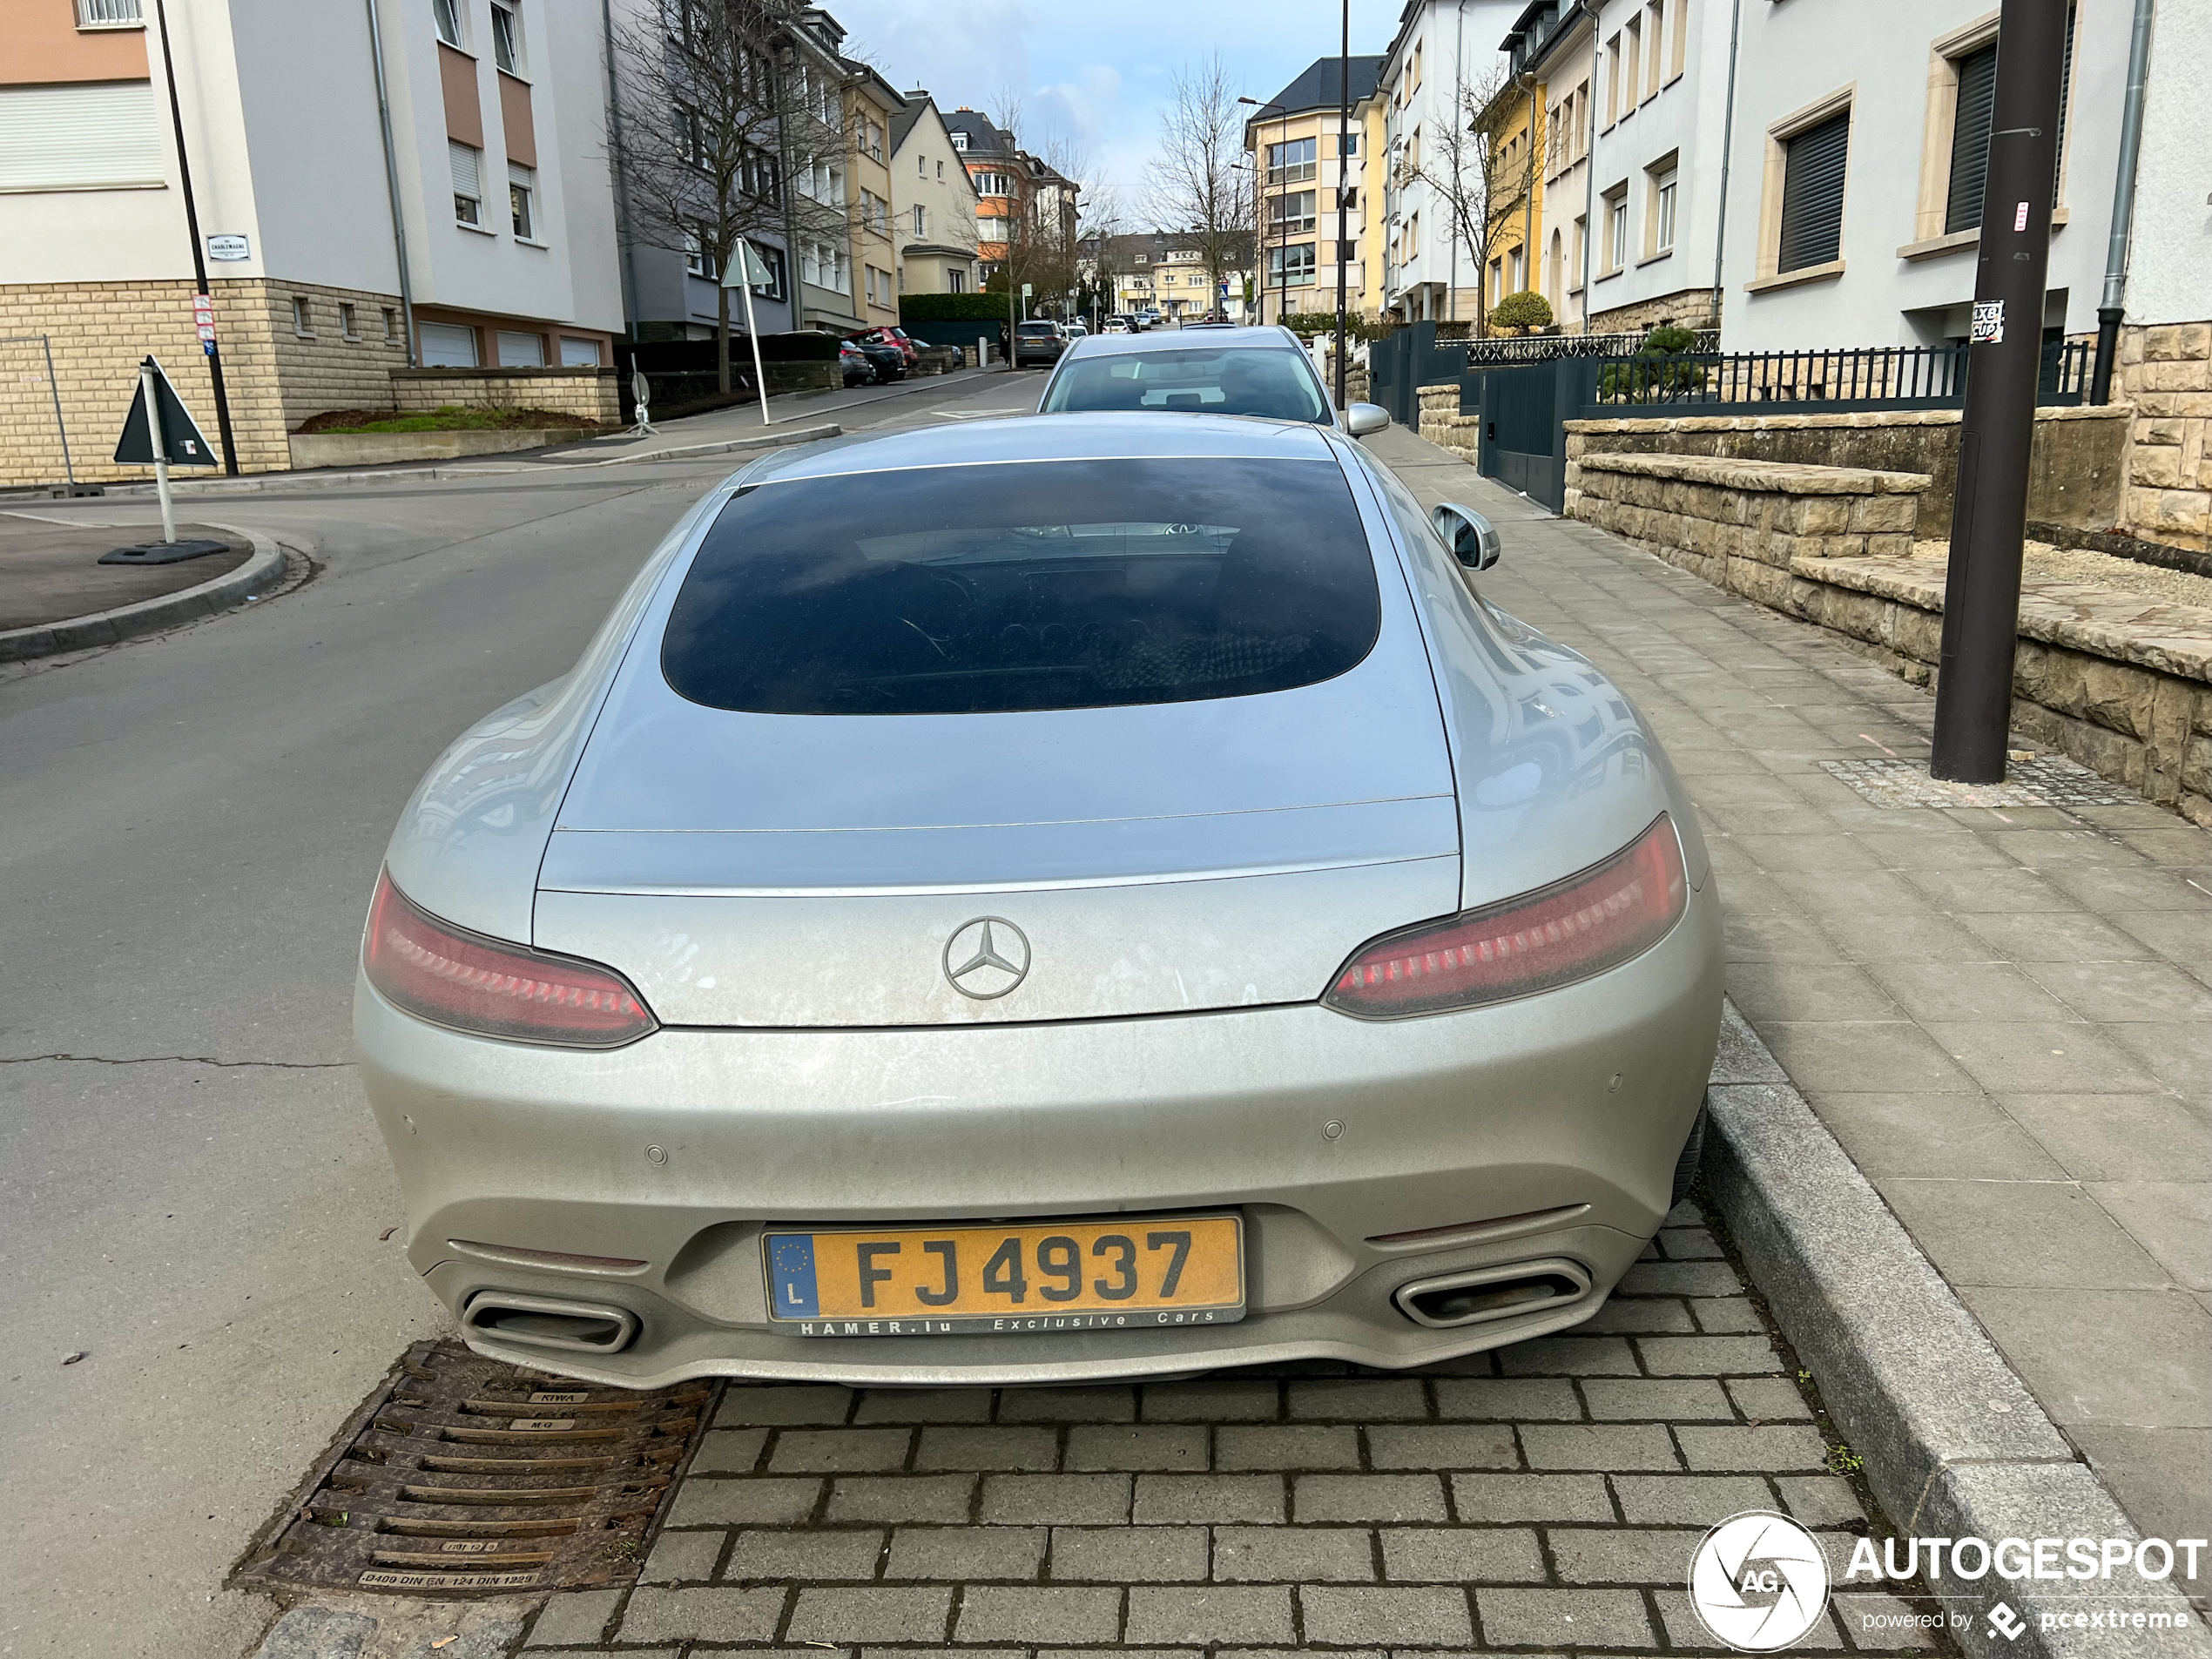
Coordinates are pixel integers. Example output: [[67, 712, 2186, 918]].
[[87, 421, 844, 501], [1702, 1001, 2211, 1659], [0, 523, 287, 663]]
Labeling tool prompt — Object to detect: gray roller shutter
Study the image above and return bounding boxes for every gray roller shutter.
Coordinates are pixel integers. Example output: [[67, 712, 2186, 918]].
[[1945, 44, 1998, 235], [0, 81, 164, 192], [1777, 111, 1849, 273]]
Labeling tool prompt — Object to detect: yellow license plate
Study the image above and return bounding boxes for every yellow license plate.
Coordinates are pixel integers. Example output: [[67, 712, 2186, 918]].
[[763, 1216, 1244, 1337]]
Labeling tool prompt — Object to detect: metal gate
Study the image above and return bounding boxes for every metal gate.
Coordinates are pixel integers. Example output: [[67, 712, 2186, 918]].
[[1462, 359, 1594, 513]]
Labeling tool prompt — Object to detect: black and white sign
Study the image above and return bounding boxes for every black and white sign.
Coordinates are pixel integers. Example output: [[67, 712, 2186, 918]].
[[206, 234, 250, 261], [1971, 300, 2005, 346]]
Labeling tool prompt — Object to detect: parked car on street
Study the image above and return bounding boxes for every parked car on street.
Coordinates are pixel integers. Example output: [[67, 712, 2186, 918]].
[[851, 326, 920, 368], [851, 338, 907, 382], [1036, 325, 1391, 437], [1101, 316, 1136, 334], [1013, 320, 1069, 368], [354, 411, 1724, 1389], [838, 341, 871, 388]]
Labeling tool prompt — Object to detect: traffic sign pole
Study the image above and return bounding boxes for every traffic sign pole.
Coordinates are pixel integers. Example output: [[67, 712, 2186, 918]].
[[142, 360, 178, 544], [152, 0, 239, 475]]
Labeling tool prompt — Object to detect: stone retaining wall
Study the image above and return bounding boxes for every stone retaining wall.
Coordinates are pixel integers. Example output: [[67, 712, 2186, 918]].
[[2114, 321, 2210, 550], [389, 366, 619, 423], [1567, 405, 2130, 538], [1419, 383, 1478, 457], [1569, 449, 2212, 824]]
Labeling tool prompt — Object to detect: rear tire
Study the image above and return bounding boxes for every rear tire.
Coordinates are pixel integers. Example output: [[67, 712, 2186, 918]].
[[1670, 1107, 1708, 1209]]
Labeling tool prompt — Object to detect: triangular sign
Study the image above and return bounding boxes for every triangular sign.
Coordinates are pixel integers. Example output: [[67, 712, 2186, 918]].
[[114, 355, 219, 467], [723, 239, 776, 290]]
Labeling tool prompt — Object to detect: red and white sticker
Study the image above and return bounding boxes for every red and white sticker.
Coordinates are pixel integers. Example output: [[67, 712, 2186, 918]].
[[2013, 201, 2030, 232]]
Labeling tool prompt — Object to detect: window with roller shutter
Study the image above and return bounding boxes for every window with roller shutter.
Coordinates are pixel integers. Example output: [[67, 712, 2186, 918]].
[[1777, 111, 1848, 273], [1945, 44, 1997, 235]]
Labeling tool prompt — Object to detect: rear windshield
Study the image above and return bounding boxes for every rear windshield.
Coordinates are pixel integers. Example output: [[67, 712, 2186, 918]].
[[1017, 322, 1059, 335], [662, 457, 1380, 716], [1041, 347, 1330, 424]]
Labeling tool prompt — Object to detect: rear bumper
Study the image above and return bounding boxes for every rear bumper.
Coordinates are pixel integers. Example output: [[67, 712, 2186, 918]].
[[355, 882, 1722, 1387]]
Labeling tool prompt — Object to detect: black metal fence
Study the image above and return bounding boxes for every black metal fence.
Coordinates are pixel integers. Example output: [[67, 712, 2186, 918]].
[[1464, 328, 1718, 368], [1585, 340, 2093, 411]]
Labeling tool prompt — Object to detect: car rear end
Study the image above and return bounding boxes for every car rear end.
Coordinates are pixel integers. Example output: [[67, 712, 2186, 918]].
[[356, 418, 1719, 1388]]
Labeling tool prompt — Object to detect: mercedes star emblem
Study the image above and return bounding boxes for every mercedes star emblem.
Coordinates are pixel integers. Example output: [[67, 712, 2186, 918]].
[[942, 916, 1031, 1000]]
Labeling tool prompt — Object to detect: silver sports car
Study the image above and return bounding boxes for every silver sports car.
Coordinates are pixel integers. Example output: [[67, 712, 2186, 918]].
[[355, 413, 1723, 1388]]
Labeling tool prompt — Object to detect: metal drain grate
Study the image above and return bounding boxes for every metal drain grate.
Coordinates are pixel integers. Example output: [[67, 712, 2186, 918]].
[[238, 1340, 713, 1596], [1818, 754, 2134, 809]]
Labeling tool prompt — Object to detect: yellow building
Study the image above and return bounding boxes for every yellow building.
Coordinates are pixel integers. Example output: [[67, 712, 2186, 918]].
[[844, 63, 903, 331], [1478, 71, 1548, 324]]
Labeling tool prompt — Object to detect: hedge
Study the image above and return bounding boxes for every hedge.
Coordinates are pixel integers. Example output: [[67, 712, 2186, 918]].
[[900, 293, 1018, 323], [616, 332, 840, 375]]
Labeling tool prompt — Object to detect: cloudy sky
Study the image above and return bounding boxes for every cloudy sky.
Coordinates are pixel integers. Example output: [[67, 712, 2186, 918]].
[[830, 0, 1402, 225]]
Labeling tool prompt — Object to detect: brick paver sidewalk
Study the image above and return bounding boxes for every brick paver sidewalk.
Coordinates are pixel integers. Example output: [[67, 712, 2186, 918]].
[[522, 1208, 1928, 1656], [1370, 426, 2210, 1544]]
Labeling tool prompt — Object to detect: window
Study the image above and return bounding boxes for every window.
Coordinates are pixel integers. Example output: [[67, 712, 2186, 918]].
[[449, 139, 482, 225], [1777, 109, 1850, 271], [747, 240, 786, 300], [975, 170, 1009, 197], [1648, 158, 1677, 255], [1404, 212, 1420, 260], [291, 295, 314, 336], [381, 307, 398, 338], [1269, 190, 1317, 235], [1605, 35, 1621, 125], [418, 321, 477, 366], [1624, 19, 1642, 110], [1266, 137, 1317, 185], [489, 1, 520, 73], [1341, 185, 1358, 210], [947, 268, 964, 293], [1487, 257, 1503, 306], [560, 337, 603, 367], [1341, 131, 1358, 157], [1671, 0, 1689, 79], [1508, 246, 1526, 292], [935, 158, 943, 179], [431, 0, 461, 47], [951, 131, 967, 150], [496, 329, 544, 367], [1944, 43, 1997, 235], [912, 204, 925, 236], [1412, 41, 1422, 90], [1571, 213, 1588, 287], [684, 223, 718, 280], [76, 0, 143, 23], [1645, 3, 1663, 97], [509, 161, 535, 239], [1602, 185, 1627, 273], [0, 81, 163, 190], [339, 301, 359, 338], [662, 458, 1377, 717]]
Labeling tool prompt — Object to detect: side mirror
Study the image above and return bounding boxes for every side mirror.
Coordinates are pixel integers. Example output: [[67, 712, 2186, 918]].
[[1345, 402, 1391, 436], [1433, 502, 1501, 570]]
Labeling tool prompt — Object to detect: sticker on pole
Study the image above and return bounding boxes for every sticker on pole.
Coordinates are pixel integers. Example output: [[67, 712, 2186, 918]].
[[114, 355, 218, 467], [1971, 300, 2005, 346]]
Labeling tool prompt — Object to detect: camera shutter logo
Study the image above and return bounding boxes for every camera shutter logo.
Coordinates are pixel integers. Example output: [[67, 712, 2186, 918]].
[[1689, 1510, 1831, 1652]]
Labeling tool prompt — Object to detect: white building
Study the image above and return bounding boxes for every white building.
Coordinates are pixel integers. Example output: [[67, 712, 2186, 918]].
[[1375, 0, 1519, 324], [888, 91, 981, 296], [1713, 0, 2134, 352], [0, 0, 623, 484]]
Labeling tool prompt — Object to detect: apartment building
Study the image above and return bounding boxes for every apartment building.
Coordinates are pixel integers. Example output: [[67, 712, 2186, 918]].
[[1508, 0, 1725, 335], [1093, 233, 1255, 323], [845, 59, 900, 331], [0, 0, 620, 484], [942, 105, 1077, 298], [887, 90, 980, 296], [1476, 52, 1545, 320], [1242, 55, 1384, 327], [1374, 0, 1518, 324], [941, 106, 1018, 273]]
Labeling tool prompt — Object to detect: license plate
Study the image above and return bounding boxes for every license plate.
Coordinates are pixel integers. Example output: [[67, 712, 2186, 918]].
[[762, 1216, 1244, 1337]]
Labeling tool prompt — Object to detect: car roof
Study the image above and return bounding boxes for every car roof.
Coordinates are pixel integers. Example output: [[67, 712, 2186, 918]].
[[1062, 326, 1308, 360], [742, 410, 1341, 486]]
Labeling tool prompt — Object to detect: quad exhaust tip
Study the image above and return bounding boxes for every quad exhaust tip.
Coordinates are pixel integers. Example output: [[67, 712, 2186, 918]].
[[462, 1290, 640, 1354], [1393, 1258, 1592, 1329]]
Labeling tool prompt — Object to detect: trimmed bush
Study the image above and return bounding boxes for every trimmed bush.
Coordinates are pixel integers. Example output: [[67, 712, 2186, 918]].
[[900, 293, 1018, 322], [1279, 311, 1390, 341], [1598, 324, 1710, 401], [1488, 290, 1554, 334]]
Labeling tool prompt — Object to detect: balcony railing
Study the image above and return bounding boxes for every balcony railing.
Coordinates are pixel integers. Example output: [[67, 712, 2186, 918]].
[[1266, 162, 1317, 186], [76, 0, 142, 23]]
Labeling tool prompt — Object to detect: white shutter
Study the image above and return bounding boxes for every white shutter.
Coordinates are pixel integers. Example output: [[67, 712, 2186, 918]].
[[418, 321, 478, 366], [0, 82, 164, 191], [448, 139, 481, 199]]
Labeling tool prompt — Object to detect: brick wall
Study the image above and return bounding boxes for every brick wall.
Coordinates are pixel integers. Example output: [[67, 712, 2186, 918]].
[[0, 276, 407, 486], [2116, 321, 2210, 550], [1586, 288, 1715, 338]]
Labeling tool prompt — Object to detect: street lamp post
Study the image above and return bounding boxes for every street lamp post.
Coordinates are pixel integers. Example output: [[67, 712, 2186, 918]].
[[1334, 0, 1350, 410]]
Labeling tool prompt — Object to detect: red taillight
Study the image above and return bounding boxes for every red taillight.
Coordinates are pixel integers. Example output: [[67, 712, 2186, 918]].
[[1325, 813, 1687, 1018], [363, 871, 657, 1049]]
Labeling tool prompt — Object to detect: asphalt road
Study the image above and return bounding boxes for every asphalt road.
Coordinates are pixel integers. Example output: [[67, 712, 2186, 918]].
[[0, 370, 1045, 1658]]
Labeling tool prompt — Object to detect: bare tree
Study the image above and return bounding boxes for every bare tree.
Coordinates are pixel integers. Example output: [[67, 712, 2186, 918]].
[[609, 0, 857, 392], [1149, 55, 1253, 303], [1410, 66, 1540, 336]]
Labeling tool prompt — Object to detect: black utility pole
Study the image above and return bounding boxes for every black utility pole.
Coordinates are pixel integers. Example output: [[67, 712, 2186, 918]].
[[152, 0, 239, 476], [1334, 2, 1350, 409], [1929, 0, 2067, 783]]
